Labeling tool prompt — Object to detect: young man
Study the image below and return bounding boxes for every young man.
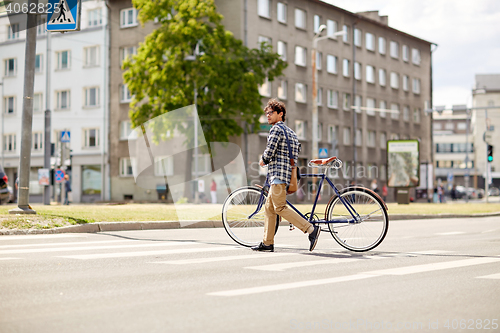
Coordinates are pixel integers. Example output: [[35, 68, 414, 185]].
[[252, 99, 321, 252]]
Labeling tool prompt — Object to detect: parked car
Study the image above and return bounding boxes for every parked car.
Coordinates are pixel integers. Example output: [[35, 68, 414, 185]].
[[477, 189, 485, 199], [453, 186, 467, 199], [489, 187, 500, 196], [0, 166, 10, 204]]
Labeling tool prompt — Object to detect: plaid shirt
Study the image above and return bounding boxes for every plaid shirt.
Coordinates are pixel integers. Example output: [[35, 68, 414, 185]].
[[261, 121, 301, 185]]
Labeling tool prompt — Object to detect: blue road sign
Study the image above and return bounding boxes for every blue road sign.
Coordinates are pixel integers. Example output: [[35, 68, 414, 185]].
[[447, 172, 453, 183], [61, 131, 71, 143], [319, 148, 328, 158], [47, 0, 81, 32], [55, 169, 65, 183]]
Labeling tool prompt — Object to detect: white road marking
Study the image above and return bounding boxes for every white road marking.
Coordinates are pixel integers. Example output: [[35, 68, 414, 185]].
[[0, 257, 22, 261], [58, 246, 240, 260], [409, 250, 454, 255], [481, 229, 497, 233], [0, 234, 87, 240], [435, 232, 466, 236], [153, 252, 297, 265], [476, 273, 500, 279], [0, 241, 193, 255], [0, 240, 130, 249], [209, 257, 500, 297]]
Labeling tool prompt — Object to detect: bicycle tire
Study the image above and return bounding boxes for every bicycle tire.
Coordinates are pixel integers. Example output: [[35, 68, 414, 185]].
[[222, 186, 279, 247], [325, 187, 388, 252]]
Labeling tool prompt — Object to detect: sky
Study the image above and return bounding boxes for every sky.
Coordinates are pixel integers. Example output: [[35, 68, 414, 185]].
[[324, 0, 500, 109]]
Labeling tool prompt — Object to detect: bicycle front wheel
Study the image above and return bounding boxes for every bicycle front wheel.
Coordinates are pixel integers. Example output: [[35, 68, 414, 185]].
[[326, 188, 388, 252], [222, 186, 279, 247]]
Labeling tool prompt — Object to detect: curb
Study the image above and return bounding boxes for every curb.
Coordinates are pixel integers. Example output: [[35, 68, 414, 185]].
[[1, 212, 499, 235]]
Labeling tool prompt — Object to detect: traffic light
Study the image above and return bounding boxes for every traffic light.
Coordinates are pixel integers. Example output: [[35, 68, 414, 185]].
[[487, 144, 493, 163]]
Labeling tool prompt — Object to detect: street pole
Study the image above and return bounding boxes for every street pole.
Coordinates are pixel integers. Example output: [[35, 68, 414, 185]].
[[312, 36, 318, 195], [194, 81, 199, 204], [352, 23, 357, 185], [43, 28, 51, 205], [1, 80, 4, 168], [484, 109, 489, 203], [10, 0, 38, 215], [464, 108, 470, 203]]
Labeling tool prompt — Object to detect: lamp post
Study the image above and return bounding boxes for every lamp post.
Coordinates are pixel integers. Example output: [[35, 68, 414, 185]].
[[312, 25, 346, 194]]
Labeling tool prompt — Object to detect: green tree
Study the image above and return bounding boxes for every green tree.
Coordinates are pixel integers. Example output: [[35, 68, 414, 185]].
[[123, 0, 286, 144]]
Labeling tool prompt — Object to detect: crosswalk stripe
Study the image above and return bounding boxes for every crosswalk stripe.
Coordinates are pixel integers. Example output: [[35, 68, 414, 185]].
[[0, 240, 131, 249], [435, 232, 466, 236], [0, 241, 193, 255], [0, 257, 22, 261], [153, 252, 297, 265], [58, 246, 240, 260], [209, 257, 500, 297], [476, 273, 500, 279], [0, 234, 87, 240]]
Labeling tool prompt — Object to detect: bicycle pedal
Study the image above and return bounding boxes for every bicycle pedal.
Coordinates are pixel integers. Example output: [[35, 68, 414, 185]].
[[289, 223, 295, 231]]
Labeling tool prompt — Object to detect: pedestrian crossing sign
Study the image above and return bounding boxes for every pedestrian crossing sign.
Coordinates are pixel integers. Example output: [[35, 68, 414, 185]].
[[61, 131, 71, 143], [46, 0, 81, 32], [319, 148, 328, 158]]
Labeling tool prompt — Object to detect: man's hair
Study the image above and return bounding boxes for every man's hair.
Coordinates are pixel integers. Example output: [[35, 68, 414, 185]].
[[265, 98, 286, 121]]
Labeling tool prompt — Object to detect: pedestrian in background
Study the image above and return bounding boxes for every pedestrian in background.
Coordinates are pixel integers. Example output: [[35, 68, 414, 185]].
[[64, 174, 72, 205], [382, 183, 388, 202], [210, 179, 217, 204], [371, 179, 379, 193]]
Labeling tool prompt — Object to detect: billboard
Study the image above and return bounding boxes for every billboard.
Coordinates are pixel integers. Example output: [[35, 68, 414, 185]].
[[387, 140, 420, 188]]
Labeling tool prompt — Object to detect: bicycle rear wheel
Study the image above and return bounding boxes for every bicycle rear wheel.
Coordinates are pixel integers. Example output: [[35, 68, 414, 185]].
[[222, 186, 279, 247], [326, 188, 388, 252]]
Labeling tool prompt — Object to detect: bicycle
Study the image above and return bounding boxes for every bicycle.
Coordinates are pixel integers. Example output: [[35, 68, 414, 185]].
[[221, 157, 389, 252]]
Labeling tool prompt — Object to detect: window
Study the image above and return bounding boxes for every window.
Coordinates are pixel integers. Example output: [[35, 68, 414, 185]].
[[354, 95, 362, 113], [342, 25, 349, 43], [366, 33, 375, 51], [277, 80, 287, 100], [258, 0, 271, 18], [313, 15, 321, 33], [35, 54, 43, 73], [343, 93, 351, 111], [88, 8, 102, 26], [354, 62, 361, 80], [413, 78, 421, 94], [316, 123, 322, 141], [120, 46, 137, 64], [390, 72, 399, 89], [295, 46, 306, 66], [413, 108, 421, 123], [84, 46, 99, 67], [120, 121, 133, 140], [277, 41, 287, 61], [343, 59, 349, 77], [378, 37, 386, 54], [316, 52, 322, 70], [390, 41, 399, 58], [277, 2, 287, 23], [120, 8, 138, 28], [327, 90, 338, 109], [84, 87, 100, 107], [379, 68, 386, 86], [403, 106, 410, 121], [3, 134, 16, 152], [121, 84, 132, 103], [403, 75, 409, 91], [258, 77, 271, 97], [391, 133, 399, 140], [367, 131, 376, 147], [391, 103, 399, 119], [366, 98, 376, 116], [412, 48, 421, 65], [402, 45, 409, 62], [354, 28, 361, 47], [295, 83, 306, 103], [258, 36, 272, 50], [379, 101, 387, 118], [316, 87, 323, 106], [56, 90, 70, 109], [295, 8, 306, 29], [327, 125, 338, 146], [456, 122, 466, 130], [56, 50, 70, 70], [32, 132, 43, 151], [434, 123, 442, 130], [327, 20, 337, 38], [445, 123, 454, 130], [33, 93, 43, 113], [8, 24, 19, 40], [83, 128, 100, 148], [295, 120, 306, 139], [4, 96, 16, 114], [380, 132, 386, 149], [5, 58, 17, 77], [366, 65, 374, 83], [326, 55, 337, 74], [343, 127, 351, 145], [154, 156, 174, 176], [120, 158, 135, 176], [380, 164, 386, 180], [36, 16, 46, 35]]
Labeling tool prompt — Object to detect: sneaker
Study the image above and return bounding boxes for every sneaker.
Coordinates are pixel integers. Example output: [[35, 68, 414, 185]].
[[308, 225, 321, 251], [251, 242, 274, 252]]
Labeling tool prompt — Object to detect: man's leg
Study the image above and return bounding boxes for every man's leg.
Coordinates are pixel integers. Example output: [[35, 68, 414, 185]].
[[271, 184, 311, 232], [263, 186, 277, 246]]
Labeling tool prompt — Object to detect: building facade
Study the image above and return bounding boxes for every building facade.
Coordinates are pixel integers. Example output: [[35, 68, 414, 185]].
[[1, 0, 108, 203]]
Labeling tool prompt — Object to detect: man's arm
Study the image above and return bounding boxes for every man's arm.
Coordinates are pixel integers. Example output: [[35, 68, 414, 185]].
[[261, 126, 281, 165]]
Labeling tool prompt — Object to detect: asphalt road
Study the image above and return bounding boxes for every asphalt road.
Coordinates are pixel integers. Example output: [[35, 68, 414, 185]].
[[0, 217, 499, 333]]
